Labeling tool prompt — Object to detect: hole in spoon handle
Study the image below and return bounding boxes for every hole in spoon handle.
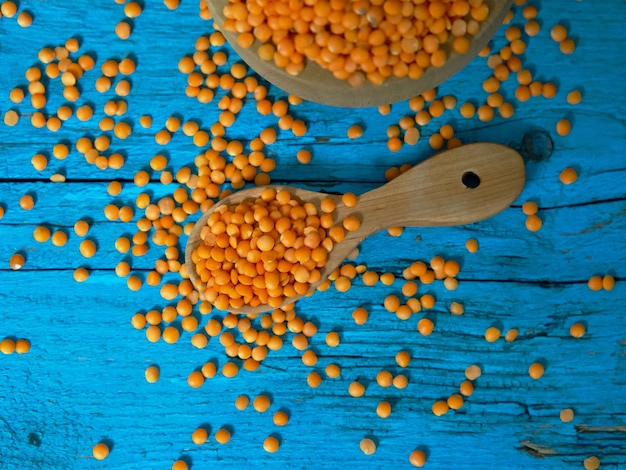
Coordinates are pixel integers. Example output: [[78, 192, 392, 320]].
[[462, 171, 481, 189]]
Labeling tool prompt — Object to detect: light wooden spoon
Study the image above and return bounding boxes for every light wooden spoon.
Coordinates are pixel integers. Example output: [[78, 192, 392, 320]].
[[185, 143, 525, 314], [207, 0, 514, 107]]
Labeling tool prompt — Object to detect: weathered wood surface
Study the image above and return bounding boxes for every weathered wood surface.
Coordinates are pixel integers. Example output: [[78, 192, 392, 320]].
[[1, 0, 625, 469]]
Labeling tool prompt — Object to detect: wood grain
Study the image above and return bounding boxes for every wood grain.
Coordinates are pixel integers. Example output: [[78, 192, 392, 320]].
[[208, 0, 515, 107]]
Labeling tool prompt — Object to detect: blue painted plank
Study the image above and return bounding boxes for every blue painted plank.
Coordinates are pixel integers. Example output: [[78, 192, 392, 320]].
[[0, 271, 625, 469]]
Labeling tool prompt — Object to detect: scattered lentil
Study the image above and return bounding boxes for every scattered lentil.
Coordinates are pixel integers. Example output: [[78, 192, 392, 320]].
[[409, 449, 427, 467], [359, 438, 376, 455], [92, 443, 110, 460], [560, 408, 574, 423], [529, 362, 545, 379]]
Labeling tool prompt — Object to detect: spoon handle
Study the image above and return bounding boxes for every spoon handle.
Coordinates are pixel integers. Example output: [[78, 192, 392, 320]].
[[354, 143, 525, 233]]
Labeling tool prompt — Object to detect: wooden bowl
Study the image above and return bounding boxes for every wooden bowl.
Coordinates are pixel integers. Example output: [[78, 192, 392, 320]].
[[208, 0, 514, 108]]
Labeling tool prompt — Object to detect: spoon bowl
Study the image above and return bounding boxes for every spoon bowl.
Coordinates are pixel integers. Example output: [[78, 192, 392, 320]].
[[185, 142, 525, 314], [207, 0, 514, 107]]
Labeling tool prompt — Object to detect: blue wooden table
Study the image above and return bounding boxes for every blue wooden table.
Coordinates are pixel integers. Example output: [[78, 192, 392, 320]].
[[1, 1, 625, 469]]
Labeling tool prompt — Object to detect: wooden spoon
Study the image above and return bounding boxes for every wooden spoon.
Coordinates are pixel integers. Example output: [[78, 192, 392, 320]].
[[185, 142, 525, 314], [207, 0, 514, 108]]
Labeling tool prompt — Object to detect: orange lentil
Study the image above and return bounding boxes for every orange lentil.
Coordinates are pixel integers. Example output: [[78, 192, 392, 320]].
[[234, 395, 250, 411], [296, 149, 312, 164], [529, 362, 545, 379], [484, 326, 501, 343], [307, 371, 322, 388], [325, 364, 341, 379], [543, 82, 557, 99], [477, 105, 494, 122], [417, 318, 434, 336], [583, 457, 601, 470], [4, 109, 20, 126], [420, 294, 435, 309], [387, 137, 402, 152], [395, 351, 411, 368], [31, 112, 46, 128], [187, 370, 205, 388], [459, 380, 474, 397], [446, 300, 463, 316], [292, 120, 307, 137], [347, 124, 363, 139], [115, 20, 132, 39], [447, 394, 464, 410], [443, 260, 460, 278], [431, 400, 449, 416], [215, 428, 231, 444], [222, 361, 239, 378], [505, 329, 519, 342], [199, 361, 216, 379], [19, 194, 35, 210], [145, 325, 161, 342], [379, 272, 395, 285], [0, 339, 16, 354], [556, 119, 572, 136], [9, 87, 25, 103], [570, 323, 586, 338], [459, 102, 475, 119], [115, 261, 130, 277], [131, 313, 146, 330], [9, 253, 25, 270], [349, 381, 365, 398], [402, 281, 418, 297], [522, 201, 538, 216], [191, 427, 208, 445], [465, 365, 482, 381], [499, 102, 515, 119], [325, 331, 340, 347], [92, 443, 110, 460], [384, 295, 400, 313], [409, 449, 427, 467], [342, 192, 358, 208], [587, 275, 603, 291], [388, 226, 404, 237], [525, 214, 542, 232], [559, 167, 578, 185], [560, 38, 576, 54], [602, 275, 615, 291], [377, 401, 392, 419], [393, 374, 408, 389], [253, 394, 271, 412], [360, 438, 376, 455], [16, 11, 33, 27], [137, 116, 153, 130], [263, 436, 280, 453], [429, 133, 444, 150], [465, 238, 479, 253], [343, 215, 361, 231], [155, 129, 172, 145], [560, 408, 574, 423], [145, 365, 160, 383], [33, 225, 51, 243], [15, 339, 30, 354], [352, 307, 368, 325], [567, 90, 582, 105], [124, 1, 142, 18], [72, 221, 90, 238], [51, 231, 68, 247]]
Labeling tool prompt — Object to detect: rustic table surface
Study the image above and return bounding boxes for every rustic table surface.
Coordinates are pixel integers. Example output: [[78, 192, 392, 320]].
[[1, 1, 625, 469]]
